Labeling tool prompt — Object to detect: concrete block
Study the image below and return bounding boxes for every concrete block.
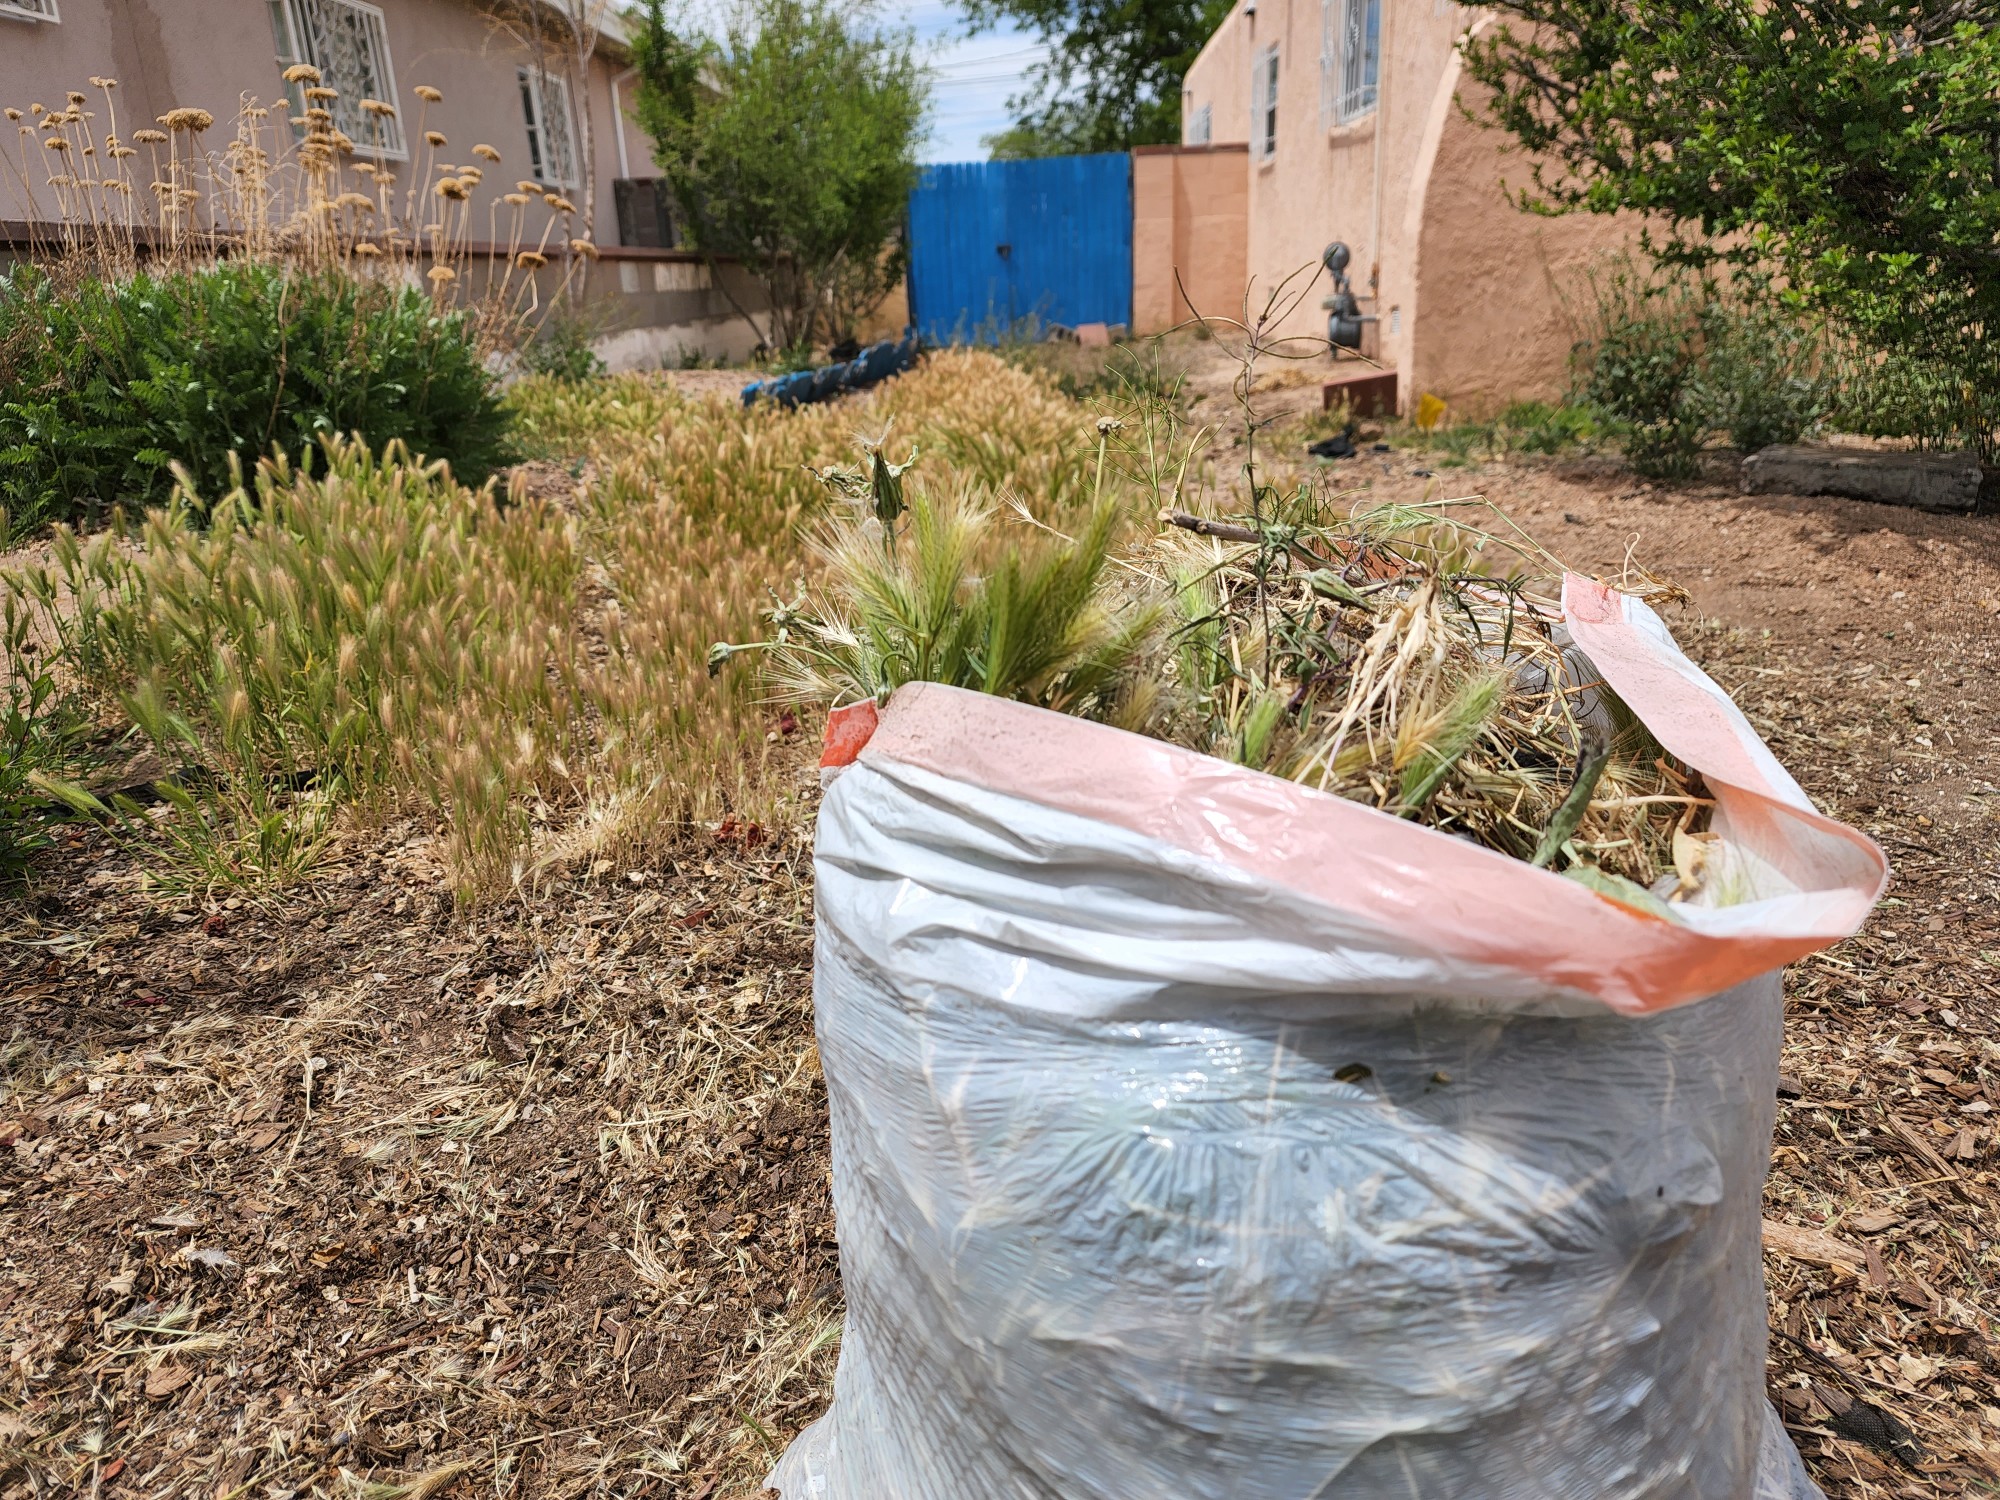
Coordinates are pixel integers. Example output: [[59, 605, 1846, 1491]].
[[1323, 369, 1398, 419], [1075, 322, 1112, 348], [1741, 444, 1983, 513]]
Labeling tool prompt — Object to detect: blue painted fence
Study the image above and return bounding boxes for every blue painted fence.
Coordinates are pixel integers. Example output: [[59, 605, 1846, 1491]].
[[906, 153, 1133, 343]]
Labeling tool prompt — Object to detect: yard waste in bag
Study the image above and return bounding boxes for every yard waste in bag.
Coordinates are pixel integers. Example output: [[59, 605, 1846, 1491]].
[[766, 578, 1886, 1500]]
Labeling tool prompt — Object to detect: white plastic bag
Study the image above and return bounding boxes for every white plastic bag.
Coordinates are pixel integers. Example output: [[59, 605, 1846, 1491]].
[[770, 579, 1883, 1500]]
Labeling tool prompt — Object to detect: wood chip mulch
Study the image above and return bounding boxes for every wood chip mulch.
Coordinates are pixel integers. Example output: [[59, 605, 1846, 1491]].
[[2, 462, 1997, 1499]]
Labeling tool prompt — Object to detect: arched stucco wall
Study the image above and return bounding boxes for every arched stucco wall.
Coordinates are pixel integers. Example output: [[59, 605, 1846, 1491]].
[[1179, 2, 1649, 416], [1406, 48, 1640, 416]]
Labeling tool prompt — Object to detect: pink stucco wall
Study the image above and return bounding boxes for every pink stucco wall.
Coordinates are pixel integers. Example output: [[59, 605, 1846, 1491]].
[[1179, 1, 1639, 413], [1132, 143, 1248, 335]]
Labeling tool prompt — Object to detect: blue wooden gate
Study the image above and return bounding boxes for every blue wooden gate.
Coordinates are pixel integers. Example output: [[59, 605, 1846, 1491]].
[[906, 153, 1133, 342]]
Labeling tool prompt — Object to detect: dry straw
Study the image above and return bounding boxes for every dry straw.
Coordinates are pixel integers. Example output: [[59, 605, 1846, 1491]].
[[0, 69, 594, 350]]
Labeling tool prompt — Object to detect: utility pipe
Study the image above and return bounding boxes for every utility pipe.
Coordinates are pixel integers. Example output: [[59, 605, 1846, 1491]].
[[611, 64, 637, 180], [1368, 0, 1392, 309]]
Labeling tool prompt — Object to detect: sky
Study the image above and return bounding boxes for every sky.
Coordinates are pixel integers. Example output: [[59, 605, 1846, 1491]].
[[672, 0, 1049, 163], [896, 0, 1050, 163]]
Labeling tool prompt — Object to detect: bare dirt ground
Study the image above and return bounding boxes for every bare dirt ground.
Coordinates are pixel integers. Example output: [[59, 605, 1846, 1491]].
[[3, 438, 1998, 1497]]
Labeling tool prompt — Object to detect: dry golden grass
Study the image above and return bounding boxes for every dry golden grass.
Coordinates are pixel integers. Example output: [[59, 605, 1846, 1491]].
[[3, 70, 589, 339], [3, 350, 1100, 904]]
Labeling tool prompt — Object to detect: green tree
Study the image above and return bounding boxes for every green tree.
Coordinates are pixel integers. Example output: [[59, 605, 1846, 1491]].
[[966, 0, 1233, 155], [630, 0, 927, 354], [1460, 0, 2000, 458]]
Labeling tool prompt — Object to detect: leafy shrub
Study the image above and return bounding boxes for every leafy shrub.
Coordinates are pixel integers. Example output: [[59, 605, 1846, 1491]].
[[1570, 262, 1830, 479], [0, 262, 513, 531], [518, 313, 608, 383], [1573, 278, 1710, 480], [1699, 303, 1831, 453], [1825, 345, 1999, 456]]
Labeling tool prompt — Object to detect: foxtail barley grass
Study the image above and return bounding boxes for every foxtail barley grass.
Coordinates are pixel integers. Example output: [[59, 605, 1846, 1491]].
[[2, 350, 1102, 900]]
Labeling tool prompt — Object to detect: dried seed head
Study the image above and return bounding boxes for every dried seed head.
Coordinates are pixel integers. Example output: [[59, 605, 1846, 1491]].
[[159, 107, 214, 133], [335, 191, 375, 211], [282, 63, 322, 85], [67, 91, 86, 105], [427, 265, 456, 283], [360, 98, 396, 117], [569, 238, 598, 259], [472, 143, 500, 162], [91, 76, 118, 90], [354, 241, 381, 256], [110, 146, 136, 159], [132, 127, 167, 144], [304, 86, 339, 102], [3, 110, 19, 122], [414, 84, 443, 103], [29, 103, 44, 116], [425, 129, 447, 147], [516, 179, 540, 194], [503, 192, 529, 207], [516, 250, 547, 269], [435, 177, 469, 201], [43, 137, 70, 151]]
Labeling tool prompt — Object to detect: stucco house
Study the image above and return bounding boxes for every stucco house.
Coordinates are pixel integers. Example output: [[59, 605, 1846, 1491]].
[[1174, 0, 1634, 413], [0, 0, 766, 363]]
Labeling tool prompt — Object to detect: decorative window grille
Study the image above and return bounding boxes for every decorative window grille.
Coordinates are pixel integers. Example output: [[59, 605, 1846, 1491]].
[[519, 66, 577, 188], [0, 0, 60, 21], [1187, 102, 1212, 146], [273, 0, 405, 155], [1251, 45, 1279, 160], [1336, 0, 1380, 123]]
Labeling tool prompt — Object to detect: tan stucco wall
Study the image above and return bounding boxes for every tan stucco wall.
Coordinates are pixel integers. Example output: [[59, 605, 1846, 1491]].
[[0, 0, 650, 252], [1178, 0, 1640, 413], [1405, 60, 1640, 413], [1132, 143, 1248, 334]]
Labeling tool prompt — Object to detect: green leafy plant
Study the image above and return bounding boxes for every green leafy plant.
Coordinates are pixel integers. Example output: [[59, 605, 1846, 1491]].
[[714, 434, 1162, 718], [1464, 0, 2000, 460], [1571, 269, 1711, 480], [0, 262, 513, 530], [964, 0, 1233, 152], [631, 0, 927, 352], [518, 312, 608, 384]]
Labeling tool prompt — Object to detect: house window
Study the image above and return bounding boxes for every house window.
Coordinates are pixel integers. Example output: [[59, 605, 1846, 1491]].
[[271, 0, 405, 155], [1187, 102, 1212, 146], [0, 0, 61, 22], [1251, 45, 1278, 160], [1336, 0, 1380, 123], [519, 66, 577, 188]]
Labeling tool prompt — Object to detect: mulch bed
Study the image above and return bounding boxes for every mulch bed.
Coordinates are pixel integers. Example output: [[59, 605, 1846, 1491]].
[[2, 458, 1997, 1498]]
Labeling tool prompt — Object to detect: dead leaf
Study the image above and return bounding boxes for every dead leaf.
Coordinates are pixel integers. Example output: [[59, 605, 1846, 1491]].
[[1762, 1218, 1865, 1270]]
